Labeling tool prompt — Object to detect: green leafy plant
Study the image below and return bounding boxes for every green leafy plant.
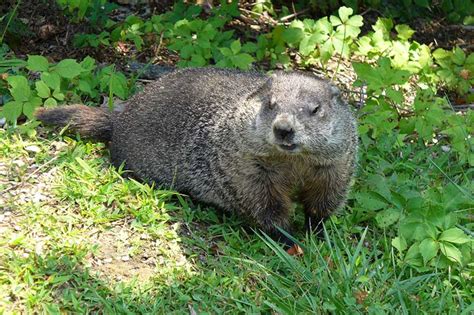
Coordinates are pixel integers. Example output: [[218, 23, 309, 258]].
[[258, 7, 363, 67], [216, 40, 256, 70], [56, 0, 118, 29], [167, 17, 234, 67], [0, 55, 130, 126], [433, 47, 474, 95]]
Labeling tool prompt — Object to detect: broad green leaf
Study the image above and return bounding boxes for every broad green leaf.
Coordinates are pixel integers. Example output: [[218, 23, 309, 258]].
[[52, 90, 65, 101], [355, 191, 387, 211], [80, 56, 96, 72], [329, 15, 342, 27], [44, 97, 57, 107], [439, 228, 471, 244], [219, 47, 233, 57], [395, 24, 415, 41], [232, 53, 254, 70], [53, 59, 83, 79], [372, 17, 393, 35], [353, 62, 383, 91], [7, 76, 31, 102], [432, 48, 450, 60], [23, 97, 42, 119], [78, 80, 92, 94], [400, 220, 437, 242], [419, 238, 439, 264], [190, 54, 206, 67], [299, 35, 319, 56], [386, 88, 404, 104], [282, 28, 304, 45], [314, 18, 332, 34], [196, 37, 211, 49], [109, 73, 127, 99], [414, 0, 430, 8], [375, 208, 400, 228], [343, 24, 362, 38], [390, 41, 410, 68], [452, 47, 466, 65], [338, 6, 353, 23], [179, 44, 194, 59], [355, 36, 372, 55], [331, 35, 349, 57], [241, 42, 257, 53], [302, 18, 315, 30], [27, 55, 49, 72], [2, 101, 23, 123], [230, 40, 241, 54], [404, 242, 423, 266], [439, 242, 462, 263], [347, 15, 363, 28], [392, 236, 407, 253], [35, 81, 50, 98], [41, 73, 61, 90]]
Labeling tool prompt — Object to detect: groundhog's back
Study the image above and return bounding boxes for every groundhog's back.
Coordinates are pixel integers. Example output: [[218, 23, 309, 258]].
[[110, 68, 266, 199]]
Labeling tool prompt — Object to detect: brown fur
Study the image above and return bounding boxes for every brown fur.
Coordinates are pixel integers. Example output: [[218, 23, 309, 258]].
[[36, 68, 358, 247], [36, 105, 112, 141]]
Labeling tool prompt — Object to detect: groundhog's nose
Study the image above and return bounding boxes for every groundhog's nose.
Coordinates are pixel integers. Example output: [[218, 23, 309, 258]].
[[273, 121, 295, 142]]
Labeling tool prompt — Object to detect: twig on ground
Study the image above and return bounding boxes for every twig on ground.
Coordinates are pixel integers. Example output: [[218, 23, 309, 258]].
[[447, 25, 474, 31], [279, 8, 310, 22]]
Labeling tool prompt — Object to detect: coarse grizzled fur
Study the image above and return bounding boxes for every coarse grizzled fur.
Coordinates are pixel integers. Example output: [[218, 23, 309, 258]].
[[36, 67, 358, 247]]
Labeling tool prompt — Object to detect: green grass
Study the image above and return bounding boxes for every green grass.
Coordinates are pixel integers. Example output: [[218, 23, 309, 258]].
[[0, 128, 472, 314]]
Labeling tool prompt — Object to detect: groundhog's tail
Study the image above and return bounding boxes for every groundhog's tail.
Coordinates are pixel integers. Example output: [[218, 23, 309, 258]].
[[35, 105, 112, 141]]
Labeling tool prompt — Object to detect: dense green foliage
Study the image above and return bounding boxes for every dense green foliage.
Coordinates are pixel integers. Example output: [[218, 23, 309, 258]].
[[0, 0, 472, 313]]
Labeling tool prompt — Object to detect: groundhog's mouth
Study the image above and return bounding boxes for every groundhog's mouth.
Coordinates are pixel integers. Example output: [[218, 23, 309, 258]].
[[278, 143, 298, 152]]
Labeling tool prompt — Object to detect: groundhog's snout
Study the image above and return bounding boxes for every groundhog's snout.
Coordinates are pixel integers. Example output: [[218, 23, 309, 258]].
[[272, 116, 299, 152], [273, 120, 295, 142]]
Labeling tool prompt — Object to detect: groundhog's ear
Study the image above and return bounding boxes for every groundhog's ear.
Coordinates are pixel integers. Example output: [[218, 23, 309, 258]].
[[247, 77, 273, 101]]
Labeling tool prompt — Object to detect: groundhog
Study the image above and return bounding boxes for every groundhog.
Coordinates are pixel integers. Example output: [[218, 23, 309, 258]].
[[36, 68, 358, 248]]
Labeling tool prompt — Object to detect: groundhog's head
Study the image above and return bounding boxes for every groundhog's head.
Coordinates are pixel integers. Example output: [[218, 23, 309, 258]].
[[250, 72, 356, 159]]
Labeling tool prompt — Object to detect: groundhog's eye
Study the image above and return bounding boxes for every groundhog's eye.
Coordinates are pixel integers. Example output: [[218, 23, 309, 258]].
[[311, 105, 320, 115]]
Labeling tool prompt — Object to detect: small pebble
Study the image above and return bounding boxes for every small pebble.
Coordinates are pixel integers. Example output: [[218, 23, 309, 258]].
[[121, 255, 130, 261], [12, 160, 26, 168], [441, 145, 451, 152], [24, 145, 41, 153], [140, 233, 150, 239], [104, 257, 113, 263]]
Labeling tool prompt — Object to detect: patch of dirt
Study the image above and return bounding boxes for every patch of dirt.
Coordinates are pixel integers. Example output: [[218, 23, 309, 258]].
[[0, 142, 64, 210], [411, 20, 473, 52], [86, 224, 156, 282], [0, 136, 193, 284], [1, 0, 89, 60], [0, 0, 180, 66], [85, 219, 195, 283]]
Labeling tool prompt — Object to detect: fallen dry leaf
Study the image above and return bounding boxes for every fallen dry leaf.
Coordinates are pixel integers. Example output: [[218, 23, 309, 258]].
[[38, 24, 57, 40], [459, 69, 470, 80], [286, 244, 304, 256], [354, 290, 369, 304], [324, 255, 335, 269]]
